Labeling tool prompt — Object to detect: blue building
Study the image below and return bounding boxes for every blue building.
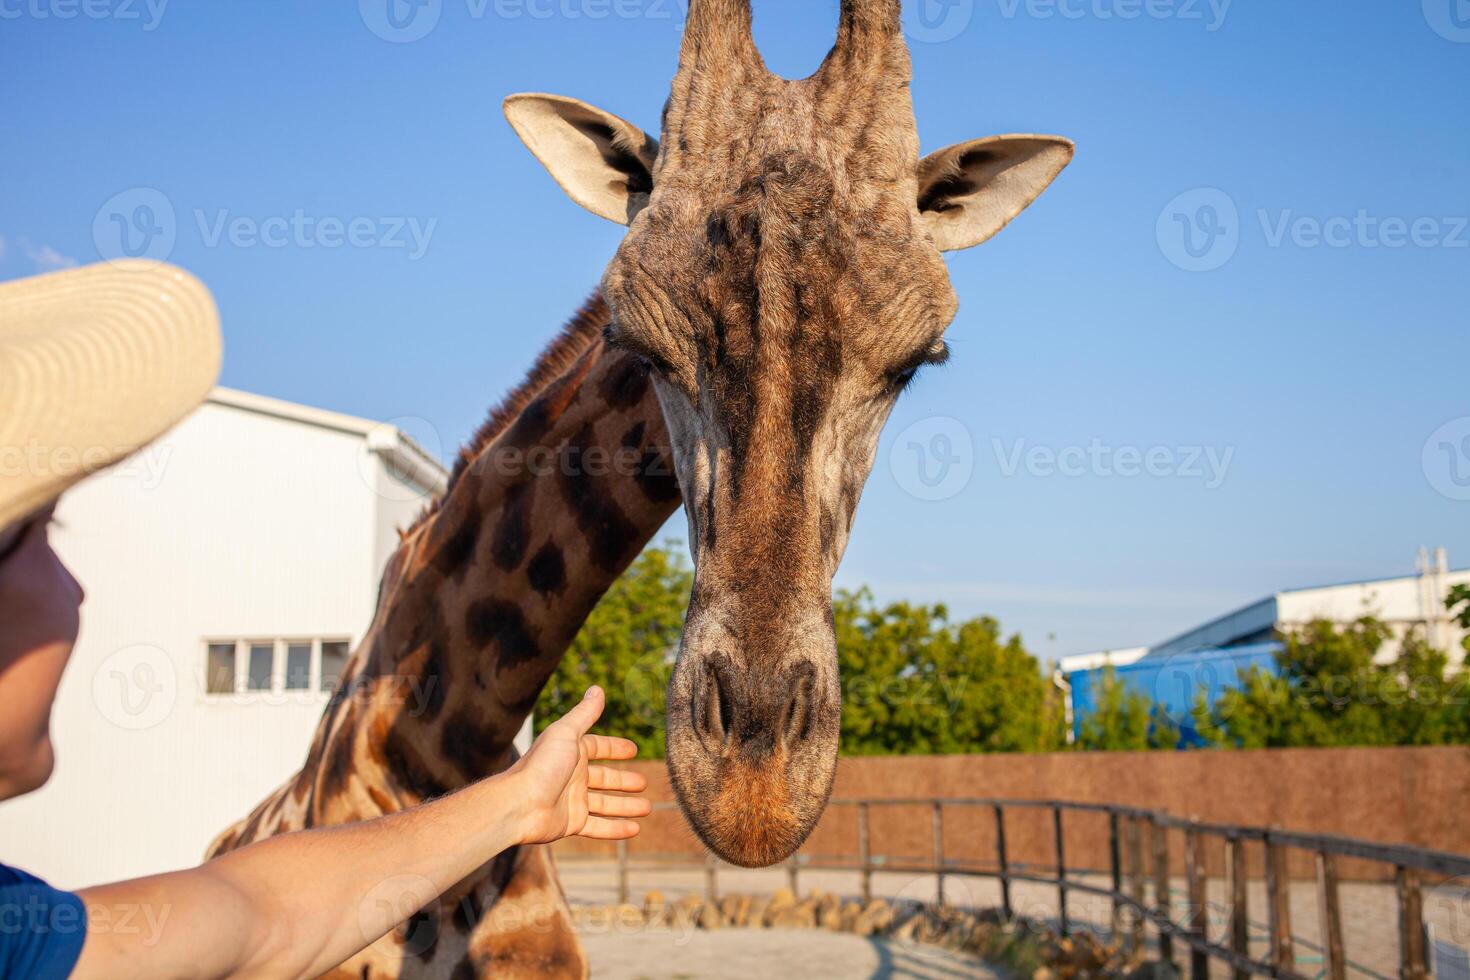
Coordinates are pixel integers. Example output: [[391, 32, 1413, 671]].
[[1059, 549, 1466, 746]]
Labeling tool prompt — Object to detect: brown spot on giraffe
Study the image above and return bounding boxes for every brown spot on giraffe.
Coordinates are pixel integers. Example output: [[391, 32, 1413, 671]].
[[525, 541, 566, 595], [489, 481, 532, 572]]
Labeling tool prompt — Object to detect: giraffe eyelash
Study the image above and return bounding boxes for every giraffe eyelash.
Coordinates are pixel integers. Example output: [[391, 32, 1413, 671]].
[[885, 342, 950, 395], [603, 325, 669, 376]]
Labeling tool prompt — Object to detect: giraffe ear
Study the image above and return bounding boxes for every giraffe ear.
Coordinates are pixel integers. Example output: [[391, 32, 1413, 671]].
[[916, 135, 1074, 251], [504, 93, 659, 226]]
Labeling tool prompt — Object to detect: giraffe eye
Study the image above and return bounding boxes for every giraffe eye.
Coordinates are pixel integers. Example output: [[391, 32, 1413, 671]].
[[604, 323, 668, 377], [884, 341, 949, 395]]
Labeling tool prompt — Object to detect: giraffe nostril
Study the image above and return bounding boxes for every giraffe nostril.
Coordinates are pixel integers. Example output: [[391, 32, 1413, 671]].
[[717, 676, 735, 740], [695, 662, 735, 750], [782, 667, 815, 746]]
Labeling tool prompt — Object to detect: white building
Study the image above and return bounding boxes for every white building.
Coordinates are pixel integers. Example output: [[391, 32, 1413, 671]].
[[0, 388, 447, 888], [1063, 548, 1470, 675]]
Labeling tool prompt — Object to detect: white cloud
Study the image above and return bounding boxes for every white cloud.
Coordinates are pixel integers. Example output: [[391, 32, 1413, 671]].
[[23, 241, 78, 273]]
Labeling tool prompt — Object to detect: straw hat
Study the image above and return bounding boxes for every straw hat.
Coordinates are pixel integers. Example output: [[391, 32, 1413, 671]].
[[0, 260, 222, 530]]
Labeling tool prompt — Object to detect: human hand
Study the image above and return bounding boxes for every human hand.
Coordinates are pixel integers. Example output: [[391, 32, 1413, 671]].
[[506, 686, 651, 845]]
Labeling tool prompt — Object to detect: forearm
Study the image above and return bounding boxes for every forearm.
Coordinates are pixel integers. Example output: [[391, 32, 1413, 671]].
[[75, 771, 530, 980]]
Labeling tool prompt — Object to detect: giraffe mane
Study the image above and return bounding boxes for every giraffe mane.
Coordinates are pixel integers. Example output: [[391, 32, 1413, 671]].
[[406, 290, 609, 535]]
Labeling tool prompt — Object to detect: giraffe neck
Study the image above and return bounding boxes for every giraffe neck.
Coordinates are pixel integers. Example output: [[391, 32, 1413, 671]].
[[302, 296, 680, 825]]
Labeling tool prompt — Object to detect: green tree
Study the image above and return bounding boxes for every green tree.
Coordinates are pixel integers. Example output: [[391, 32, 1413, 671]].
[[833, 588, 1067, 755], [534, 544, 692, 758], [1449, 584, 1470, 657], [1193, 618, 1470, 749], [1074, 665, 1180, 751]]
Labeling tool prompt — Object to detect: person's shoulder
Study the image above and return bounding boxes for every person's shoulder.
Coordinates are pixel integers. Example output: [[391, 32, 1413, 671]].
[[0, 860, 49, 886], [0, 861, 88, 980]]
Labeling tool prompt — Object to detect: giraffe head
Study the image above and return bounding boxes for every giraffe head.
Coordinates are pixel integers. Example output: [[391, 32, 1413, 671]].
[[506, 0, 1072, 866]]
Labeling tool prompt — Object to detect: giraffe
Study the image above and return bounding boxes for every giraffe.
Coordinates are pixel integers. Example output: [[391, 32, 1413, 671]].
[[207, 294, 683, 979], [213, 0, 1073, 973], [505, 0, 1073, 867]]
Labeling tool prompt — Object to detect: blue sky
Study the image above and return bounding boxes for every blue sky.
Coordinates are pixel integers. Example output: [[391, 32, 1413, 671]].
[[5, 1, 1467, 659]]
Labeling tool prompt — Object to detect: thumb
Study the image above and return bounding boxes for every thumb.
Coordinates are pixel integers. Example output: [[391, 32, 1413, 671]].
[[554, 686, 605, 738]]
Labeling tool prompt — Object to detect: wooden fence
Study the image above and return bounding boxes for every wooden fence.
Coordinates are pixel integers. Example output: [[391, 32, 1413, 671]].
[[592, 797, 1470, 980]]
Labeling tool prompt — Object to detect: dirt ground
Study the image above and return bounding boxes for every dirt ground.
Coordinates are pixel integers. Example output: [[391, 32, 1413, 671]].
[[576, 925, 1004, 979]]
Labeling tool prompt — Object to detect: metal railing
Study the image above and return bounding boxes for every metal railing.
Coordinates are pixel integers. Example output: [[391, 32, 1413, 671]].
[[576, 798, 1470, 980]]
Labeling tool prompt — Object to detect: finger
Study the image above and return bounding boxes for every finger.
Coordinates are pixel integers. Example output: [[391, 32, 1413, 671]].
[[552, 686, 606, 738], [588, 766, 648, 793], [582, 734, 638, 761], [588, 792, 653, 818], [577, 816, 642, 841]]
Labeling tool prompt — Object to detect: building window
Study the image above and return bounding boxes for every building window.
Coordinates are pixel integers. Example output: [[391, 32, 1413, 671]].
[[320, 640, 349, 693], [285, 643, 312, 691], [203, 638, 352, 698], [206, 643, 235, 694], [247, 643, 274, 691]]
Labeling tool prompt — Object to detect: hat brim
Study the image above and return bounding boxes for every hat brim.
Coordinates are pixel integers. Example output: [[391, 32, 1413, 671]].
[[0, 260, 222, 530]]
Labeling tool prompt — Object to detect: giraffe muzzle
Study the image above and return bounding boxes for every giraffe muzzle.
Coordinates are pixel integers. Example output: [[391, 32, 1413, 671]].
[[663, 617, 841, 868]]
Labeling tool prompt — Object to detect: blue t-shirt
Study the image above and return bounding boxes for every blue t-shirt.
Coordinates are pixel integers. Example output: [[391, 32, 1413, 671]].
[[0, 863, 86, 979]]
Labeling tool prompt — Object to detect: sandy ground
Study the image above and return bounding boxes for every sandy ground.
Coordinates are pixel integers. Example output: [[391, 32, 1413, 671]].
[[561, 861, 1470, 979], [577, 926, 1005, 980]]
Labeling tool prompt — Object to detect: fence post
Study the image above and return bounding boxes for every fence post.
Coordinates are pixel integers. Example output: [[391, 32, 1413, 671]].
[[1109, 810, 1123, 938], [616, 838, 629, 906], [1228, 835, 1248, 980], [994, 805, 1013, 922], [1397, 866, 1428, 980], [1316, 850, 1346, 980], [1265, 835, 1294, 973], [858, 802, 872, 905], [1054, 805, 1070, 937], [1152, 817, 1174, 963], [787, 855, 799, 900], [705, 852, 718, 904], [932, 802, 946, 908], [1128, 815, 1147, 951], [1185, 826, 1209, 980]]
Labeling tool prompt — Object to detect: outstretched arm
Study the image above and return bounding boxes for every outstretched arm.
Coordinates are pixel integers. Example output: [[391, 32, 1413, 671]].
[[72, 687, 647, 980]]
